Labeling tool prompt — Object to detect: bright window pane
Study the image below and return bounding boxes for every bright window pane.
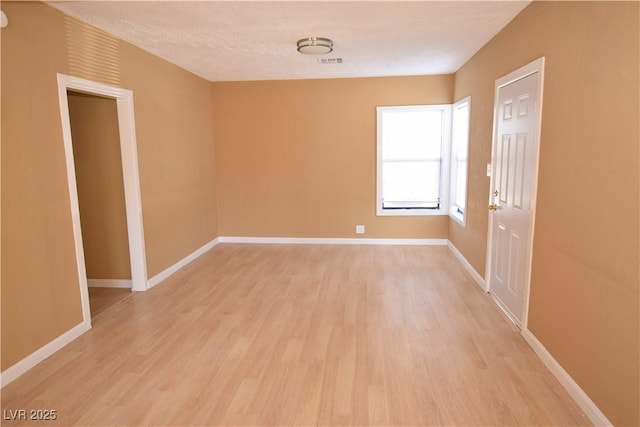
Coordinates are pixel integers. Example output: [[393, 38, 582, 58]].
[[450, 97, 470, 220], [455, 160, 467, 209], [382, 111, 443, 160], [382, 161, 441, 207]]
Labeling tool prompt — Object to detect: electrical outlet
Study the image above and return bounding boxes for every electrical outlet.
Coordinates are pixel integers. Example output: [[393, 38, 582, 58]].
[[356, 225, 365, 234]]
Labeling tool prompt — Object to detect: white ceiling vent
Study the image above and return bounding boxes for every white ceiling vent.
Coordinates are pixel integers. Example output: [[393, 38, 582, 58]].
[[317, 58, 343, 65]]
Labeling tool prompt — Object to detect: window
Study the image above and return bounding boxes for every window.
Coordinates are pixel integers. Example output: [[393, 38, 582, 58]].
[[450, 97, 471, 226], [376, 105, 451, 216]]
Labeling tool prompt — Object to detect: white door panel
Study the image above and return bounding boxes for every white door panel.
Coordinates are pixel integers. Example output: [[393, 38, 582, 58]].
[[488, 69, 541, 328]]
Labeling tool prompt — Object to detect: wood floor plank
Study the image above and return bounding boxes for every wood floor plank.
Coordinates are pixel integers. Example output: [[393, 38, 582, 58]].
[[1, 244, 590, 426], [88, 287, 132, 318]]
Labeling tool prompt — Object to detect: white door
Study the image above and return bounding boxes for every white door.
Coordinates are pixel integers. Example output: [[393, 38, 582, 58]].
[[487, 59, 544, 328]]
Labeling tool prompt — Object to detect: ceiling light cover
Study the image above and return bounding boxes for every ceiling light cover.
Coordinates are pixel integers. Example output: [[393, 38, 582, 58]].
[[297, 37, 333, 55]]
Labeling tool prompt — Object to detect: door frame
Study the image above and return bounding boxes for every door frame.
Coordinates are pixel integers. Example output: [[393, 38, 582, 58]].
[[57, 74, 148, 324], [485, 57, 545, 329]]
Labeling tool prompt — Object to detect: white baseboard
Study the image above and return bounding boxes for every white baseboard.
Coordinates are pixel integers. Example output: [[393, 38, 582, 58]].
[[218, 236, 448, 246], [447, 241, 610, 426], [87, 279, 132, 288], [522, 329, 612, 426], [0, 320, 91, 388], [0, 238, 222, 388], [147, 238, 220, 289], [447, 241, 487, 291]]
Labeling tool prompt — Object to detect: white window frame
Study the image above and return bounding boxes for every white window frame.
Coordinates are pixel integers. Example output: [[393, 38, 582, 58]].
[[376, 104, 451, 216], [449, 96, 471, 226]]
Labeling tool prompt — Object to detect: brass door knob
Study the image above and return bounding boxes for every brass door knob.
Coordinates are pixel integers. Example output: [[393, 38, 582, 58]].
[[488, 204, 498, 211]]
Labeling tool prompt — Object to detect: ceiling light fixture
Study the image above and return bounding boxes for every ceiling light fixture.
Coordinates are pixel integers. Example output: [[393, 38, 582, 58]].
[[296, 37, 333, 55]]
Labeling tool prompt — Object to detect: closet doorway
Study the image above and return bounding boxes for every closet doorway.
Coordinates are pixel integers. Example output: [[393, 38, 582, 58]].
[[67, 90, 132, 318], [57, 74, 148, 325]]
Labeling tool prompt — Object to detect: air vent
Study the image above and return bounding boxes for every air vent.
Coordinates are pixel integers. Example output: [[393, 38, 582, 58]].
[[317, 58, 343, 65]]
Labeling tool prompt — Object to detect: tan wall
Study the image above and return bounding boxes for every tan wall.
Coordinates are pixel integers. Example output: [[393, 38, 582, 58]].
[[68, 92, 131, 280], [1, 2, 218, 370], [451, 2, 639, 425], [212, 76, 453, 238]]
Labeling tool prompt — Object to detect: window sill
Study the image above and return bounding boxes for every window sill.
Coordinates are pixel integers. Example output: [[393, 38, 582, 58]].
[[377, 208, 448, 217], [449, 210, 466, 227]]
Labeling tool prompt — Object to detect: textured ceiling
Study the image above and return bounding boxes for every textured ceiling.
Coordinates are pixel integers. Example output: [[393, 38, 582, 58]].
[[49, 1, 531, 82]]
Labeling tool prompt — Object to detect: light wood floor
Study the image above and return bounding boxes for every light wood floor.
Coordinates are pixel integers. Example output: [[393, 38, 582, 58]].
[[1, 244, 589, 426], [88, 287, 133, 318]]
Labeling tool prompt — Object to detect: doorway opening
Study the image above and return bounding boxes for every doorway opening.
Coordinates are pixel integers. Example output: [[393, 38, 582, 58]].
[[67, 90, 133, 319], [57, 74, 148, 325]]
